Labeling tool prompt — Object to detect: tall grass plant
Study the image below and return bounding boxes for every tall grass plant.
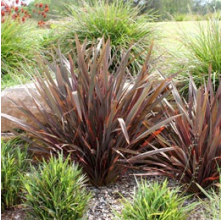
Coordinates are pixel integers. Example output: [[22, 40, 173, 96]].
[[179, 17, 221, 91], [61, 0, 157, 74], [1, 17, 41, 75]]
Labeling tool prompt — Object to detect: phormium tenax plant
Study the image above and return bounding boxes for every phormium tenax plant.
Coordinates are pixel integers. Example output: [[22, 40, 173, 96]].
[[140, 73, 221, 193], [2, 36, 176, 187]]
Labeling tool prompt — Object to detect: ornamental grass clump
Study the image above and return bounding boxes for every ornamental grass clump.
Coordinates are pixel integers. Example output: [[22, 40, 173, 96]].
[[2, 36, 175, 186], [1, 138, 29, 212], [1, 16, 41, 75], [21, 154, 91, 220], [62, 0, 157, 74], [179, 17, 221, 91], [142, 75, 221, 193], [115, 179, 197, 220]]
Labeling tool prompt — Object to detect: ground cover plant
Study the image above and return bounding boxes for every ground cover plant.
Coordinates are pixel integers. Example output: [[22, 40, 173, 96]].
[[1, 138, 29, 212], [2, 36, 176, 187], [140, 75, 221, 193], [115, 179, 197, 220], [61, 0, 157, 74], [197, 170, 221, 220], [1, 72, 31, 91], [21, 153, 91, 220], [178, 17, 221, 91]]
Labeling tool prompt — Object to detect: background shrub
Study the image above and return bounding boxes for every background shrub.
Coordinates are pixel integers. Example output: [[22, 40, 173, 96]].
[[21, 154, 91, 220], [115, 179, 197, 220], [27, 0, 79, 20], [1, 138, 29, 212]]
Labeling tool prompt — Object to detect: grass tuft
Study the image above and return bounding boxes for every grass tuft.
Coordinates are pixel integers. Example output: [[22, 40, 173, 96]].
[[179, 18, 221, 91], [115, 179, 198, 220], [1, 17, 41, 75], [21, 154, 91, 220], [61, 0, 157, 74]]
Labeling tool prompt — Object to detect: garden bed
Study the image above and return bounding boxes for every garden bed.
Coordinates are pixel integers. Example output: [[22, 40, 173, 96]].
[[1, 170, 206, 220]]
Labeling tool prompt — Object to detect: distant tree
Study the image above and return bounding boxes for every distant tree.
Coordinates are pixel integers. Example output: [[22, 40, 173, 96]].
[[132, 0, 194, 18], [208, 0, 221, 11]]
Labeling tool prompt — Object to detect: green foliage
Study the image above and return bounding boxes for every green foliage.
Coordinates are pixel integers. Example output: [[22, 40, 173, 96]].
[[1, 17, 41, 75], [2, 37, 175, 186], [1, 16, 59, 90], [134, 0, 221, 20], [1, 73, 31, 91], [179, 18, 221, 91], [197, 172, 221, 220], [147, 76, 221, 193], [172, 13, 205, 22], [173, 13, 187, 21], [21, 154, 91, 220], [61, 0, 157, 73], [36, 28, 57, 49], [1, 138, 29, 212], [115, 179, 197, 220]]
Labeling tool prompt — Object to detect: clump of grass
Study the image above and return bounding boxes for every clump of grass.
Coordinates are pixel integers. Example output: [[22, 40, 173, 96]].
[[21, 154, 91, 220], [62, 0, 157, 73], [1, 138, 29, 212], [115, 179, 198, 220], [1, 17, 42, 75], [179, 17, 221, 91], [1, 17, 59, 89]]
